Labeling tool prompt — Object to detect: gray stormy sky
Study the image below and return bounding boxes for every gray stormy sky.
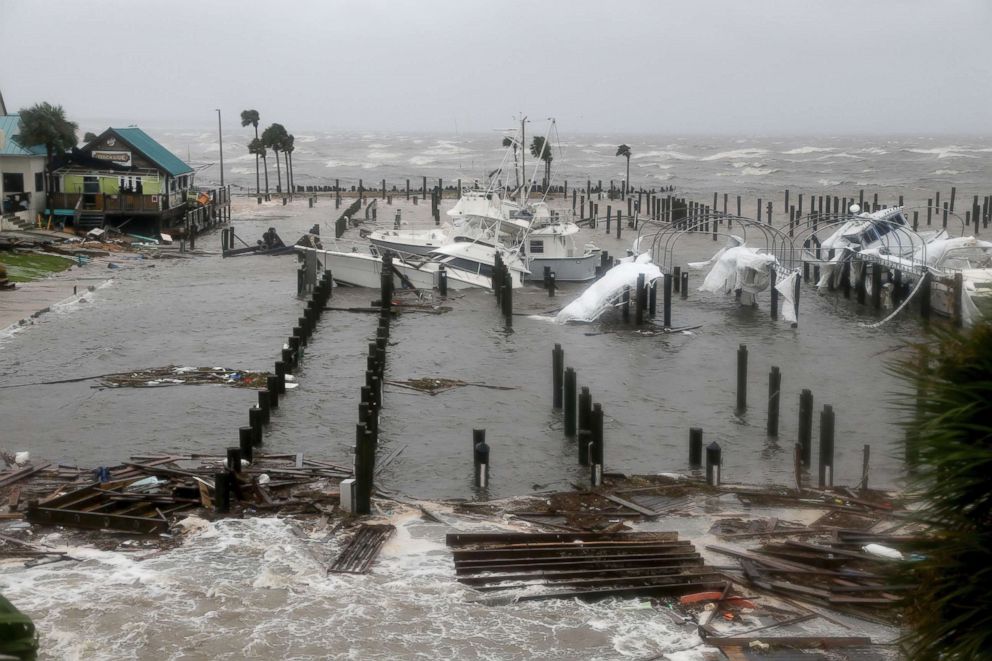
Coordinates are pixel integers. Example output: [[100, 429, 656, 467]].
[[1, 0, 989, 135]]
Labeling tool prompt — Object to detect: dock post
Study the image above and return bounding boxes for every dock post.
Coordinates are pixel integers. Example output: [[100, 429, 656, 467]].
[[258, 390, 271, 425], [634, 273, 645, 325], [548, 272, 556, 297], [689, 428, 703, 467], [590, 403, 604, 486], [856, 261, 867, 305], [552, 344, 564, 410], [274, 361, 287, 394], [473, 434, 490, 489], [266, 376, 280, 408], [563, 367, 577, 437], [860, 444, 871, 491], [578, 387, 592, 465], [648, 279, 657, 317], [705, 442, 721, 487], [871, 263, 883, 309], [919, 272, 932, 321], [951, 272, 964, 328], [663, 272, 673, 328], [673, 266, 681, 293], [817, 405, 835, 488], [438, 265, 448, 297], [239, 427, 253, 464], [621, 286, 630, 322], [798, 389, 813, 466], [736, 344, 748, 414], [681, 271, 689, 299], [769, 266, 779, 319], [354, 423, 371, 515], [214, 473, 231, 513], [227, 447, 242, 474], [249, 406, 263, 447], [767, 367, 781, 437]]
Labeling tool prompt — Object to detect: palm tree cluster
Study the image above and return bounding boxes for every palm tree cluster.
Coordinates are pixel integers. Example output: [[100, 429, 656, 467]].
[[893, 322, 992, 659], [17, 102, 78, 213], [241, 110, 296, 197], [529, 136, 553, 191]]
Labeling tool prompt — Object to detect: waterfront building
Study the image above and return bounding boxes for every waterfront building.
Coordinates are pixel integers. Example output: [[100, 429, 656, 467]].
[[50, 126, 194, 233], [0, 97, 48, 230]]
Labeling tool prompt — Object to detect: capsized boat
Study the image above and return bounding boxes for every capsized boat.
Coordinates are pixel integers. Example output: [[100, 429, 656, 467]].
[[297, 240, 529, 291], [861, 235, 992, 324], [814, 206, 946, 288], [556, 254, 660, 323]]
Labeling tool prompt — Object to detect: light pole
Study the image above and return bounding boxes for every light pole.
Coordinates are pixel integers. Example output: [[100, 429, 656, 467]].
[[215, 108, 224, 188]]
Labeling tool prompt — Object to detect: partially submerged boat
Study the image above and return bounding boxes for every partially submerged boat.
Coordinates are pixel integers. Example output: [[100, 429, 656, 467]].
[[298, 240, 529, 291], [556, 254, 660, 323]]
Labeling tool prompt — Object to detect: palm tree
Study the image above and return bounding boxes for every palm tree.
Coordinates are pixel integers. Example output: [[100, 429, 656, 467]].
[[530, 136, 553, 191], [893, 323, 992, 660], [616, 144, 631, 197], [17, 102, 78, 216], [502, 136, 519, 190], [240, 110, 261, 195], [83, 131, 98, 144], [262, 123, 288, 194], [285, 134, 295, 195]]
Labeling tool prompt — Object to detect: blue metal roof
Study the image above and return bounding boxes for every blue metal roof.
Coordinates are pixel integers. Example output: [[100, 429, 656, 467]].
[[111, 127, 193, 176], [0, 115, 46, 157]]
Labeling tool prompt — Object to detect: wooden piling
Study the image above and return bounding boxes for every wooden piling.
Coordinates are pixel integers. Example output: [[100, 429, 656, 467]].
[[817, 405, 835, 488], [552, 344, 564, 410], [767, 366, 781, 437], [705, 442, 721, 487], [689, 428, 703, 467], [736, 344, 748, 413], [798, 389, 813, 466], [563, 367, 577, 437]]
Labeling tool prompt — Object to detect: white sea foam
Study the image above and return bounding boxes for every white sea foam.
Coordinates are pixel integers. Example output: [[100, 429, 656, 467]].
[[855, 147, 888, 155], [905, 146, 977, 159], [701, 148, 769, 161], [633, 150, 696, 161], [932, 169, 960, 176], [1, 512, 697, 658], [718, 166, 779, 177], [409, 156, 436, 166], [782, 146, 835, 155]]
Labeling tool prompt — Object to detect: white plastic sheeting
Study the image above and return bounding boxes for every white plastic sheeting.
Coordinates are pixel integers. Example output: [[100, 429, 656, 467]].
[[556, 254, 661, 323], [690, 241, 778, 306]]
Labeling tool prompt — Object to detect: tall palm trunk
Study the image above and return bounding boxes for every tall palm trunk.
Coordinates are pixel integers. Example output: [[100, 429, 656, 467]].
[[253, 125, 260, 195], [274, 150, 282, 193], [283, 151, 290, 196], [262, 155, 270, 196], [625, 155, 630, 197], [288, 152, 294, 195]]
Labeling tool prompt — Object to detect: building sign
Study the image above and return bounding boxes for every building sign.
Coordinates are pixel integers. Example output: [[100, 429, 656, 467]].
[[92, 150, 132, 167]]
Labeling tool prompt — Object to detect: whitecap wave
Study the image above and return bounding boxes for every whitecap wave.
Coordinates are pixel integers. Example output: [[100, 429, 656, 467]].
[[718, 166, 779, 176], [782, 146, 835, 155], [701, 148, 769, 161], [633, 150, 696, 161]]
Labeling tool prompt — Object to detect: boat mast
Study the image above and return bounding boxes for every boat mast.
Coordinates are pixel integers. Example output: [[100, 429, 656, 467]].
[[520, 114, 526, 201]]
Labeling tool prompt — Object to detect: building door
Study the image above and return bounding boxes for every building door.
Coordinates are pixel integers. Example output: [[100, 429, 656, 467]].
[[82, 176, 100, 210]]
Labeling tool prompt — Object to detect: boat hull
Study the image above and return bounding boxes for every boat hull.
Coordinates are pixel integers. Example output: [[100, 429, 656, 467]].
[[526, 253, 600, 282]]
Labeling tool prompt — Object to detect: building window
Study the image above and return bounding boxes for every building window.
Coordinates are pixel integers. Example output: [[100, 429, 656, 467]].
[[530, 239, 545, 254], [2, 173, 24, 192], [34, 172, 44, 192]]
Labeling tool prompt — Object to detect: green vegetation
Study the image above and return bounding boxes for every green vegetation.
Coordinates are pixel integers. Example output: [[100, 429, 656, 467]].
[[240, 109, 263, 195], [894, 323, 992, 660], [0, 251, 74, 282], [530, 136, 553, 189], [17, 102, 79, 212]]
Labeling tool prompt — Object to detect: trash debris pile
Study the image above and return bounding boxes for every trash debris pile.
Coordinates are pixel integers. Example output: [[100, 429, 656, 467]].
[[98, 365, 272, 389]]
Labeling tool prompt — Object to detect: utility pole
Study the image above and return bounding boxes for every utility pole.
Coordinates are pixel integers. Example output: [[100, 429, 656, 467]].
[[216, 109, 225, 188]]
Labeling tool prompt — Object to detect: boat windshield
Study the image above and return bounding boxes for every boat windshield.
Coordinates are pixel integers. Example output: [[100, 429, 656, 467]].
[[940, 247, 992, 270]]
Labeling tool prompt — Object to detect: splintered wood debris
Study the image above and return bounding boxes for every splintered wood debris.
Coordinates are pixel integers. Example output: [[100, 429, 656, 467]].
[[328, 523, 395, 574], [99, 365, 270, 388], [386, 377, 517, 395]]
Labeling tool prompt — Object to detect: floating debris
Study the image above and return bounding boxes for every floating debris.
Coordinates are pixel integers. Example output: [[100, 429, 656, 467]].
[[386, 377, 516, 395], [98, 365, 270, 389]]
